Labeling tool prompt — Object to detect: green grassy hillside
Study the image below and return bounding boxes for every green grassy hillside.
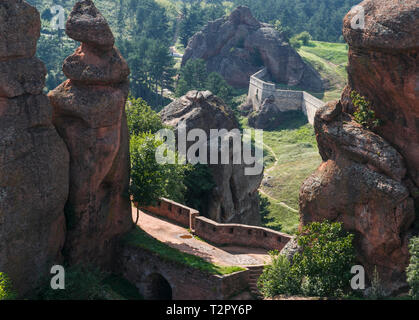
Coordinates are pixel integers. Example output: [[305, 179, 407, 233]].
[[298, 41, 348, 102], [240, 112, 322, 235]]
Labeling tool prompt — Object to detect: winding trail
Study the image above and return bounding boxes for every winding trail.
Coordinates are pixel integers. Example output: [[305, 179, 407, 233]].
[[259, 142, 299, 214]]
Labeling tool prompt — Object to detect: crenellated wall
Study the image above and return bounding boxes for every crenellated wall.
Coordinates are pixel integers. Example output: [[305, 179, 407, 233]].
[[247, 68, 325, 125], [141, 198, 291, 252], [141, 198, 199, 230], [194, 217, 291, 251]]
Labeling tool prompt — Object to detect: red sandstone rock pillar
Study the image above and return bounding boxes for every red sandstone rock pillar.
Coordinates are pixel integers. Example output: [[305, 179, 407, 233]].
[[299, 0, 418, 295], [48, 0, 132, 267], [341, 0, 419, 209], [0, 0, 69, 295]]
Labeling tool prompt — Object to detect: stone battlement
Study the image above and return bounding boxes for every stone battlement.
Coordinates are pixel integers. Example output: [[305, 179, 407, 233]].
[[247, 68, 325, 125], [140, 198, 291, 252]]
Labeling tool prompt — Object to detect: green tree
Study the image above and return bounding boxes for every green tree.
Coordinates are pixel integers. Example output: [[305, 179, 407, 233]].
[[176, 60, 234, 105], [205, 72, 233, 105], [295, 31, 312, 45], [175, 59, 208, 96], [273, 20, 292, 42], [126, 96, 164, 136], [179, 2, 204, 47], [293, 221, 355, 297], [258, 221, 355, 298], [130, 133, 187, 206]]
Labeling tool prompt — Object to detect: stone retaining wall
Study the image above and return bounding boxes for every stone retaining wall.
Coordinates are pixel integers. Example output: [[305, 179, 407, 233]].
[[141, 198, 199, 230], [119, 244, 250, 300], [142, 198, 291, 252], [194, 216, 291, 251]]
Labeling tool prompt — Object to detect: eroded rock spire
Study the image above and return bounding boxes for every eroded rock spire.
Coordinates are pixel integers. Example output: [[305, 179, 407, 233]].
[[48, 0, 132, 267], [0, 0, 69, 295]]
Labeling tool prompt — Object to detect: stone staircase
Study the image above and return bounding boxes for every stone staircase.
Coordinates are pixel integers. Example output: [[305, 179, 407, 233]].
[[247, 265, 265, 299]]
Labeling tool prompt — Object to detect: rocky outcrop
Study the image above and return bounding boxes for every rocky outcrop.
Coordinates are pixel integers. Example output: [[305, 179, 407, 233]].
[[160, 90, 263, 225], [341, 0, 419, 203], [182, 6, 323, 91], [247, 96, 284, 129], [48, 0, 132, 267], [300, 101, 415, 294], [0, 0, 69, 295], [299, 0, 418, 295]]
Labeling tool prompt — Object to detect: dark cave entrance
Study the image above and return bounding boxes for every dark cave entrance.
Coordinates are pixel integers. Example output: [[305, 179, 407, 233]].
[[144, 273, 172, 300]]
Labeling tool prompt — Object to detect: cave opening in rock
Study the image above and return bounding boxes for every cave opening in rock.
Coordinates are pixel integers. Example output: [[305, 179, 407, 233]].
[[144, 273, 172, 300]]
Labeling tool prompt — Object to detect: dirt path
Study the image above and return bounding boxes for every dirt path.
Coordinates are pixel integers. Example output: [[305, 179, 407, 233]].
[[134, 209, 270, 267], [260, 143, 299, 214]]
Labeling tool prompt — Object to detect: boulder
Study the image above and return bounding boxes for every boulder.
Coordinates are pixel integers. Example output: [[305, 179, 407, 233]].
[[0, 0, 69, 295], [48, 0, 131, 267], [65, 0, 115, 51], [182, 6, 323, 91], [160, 90, 263, 225], [0, 0, 41, 59], [248, 96, 283, 129]]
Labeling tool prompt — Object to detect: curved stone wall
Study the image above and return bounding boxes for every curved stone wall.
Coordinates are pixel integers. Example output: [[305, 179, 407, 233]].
[[247, 68, 325, 125]]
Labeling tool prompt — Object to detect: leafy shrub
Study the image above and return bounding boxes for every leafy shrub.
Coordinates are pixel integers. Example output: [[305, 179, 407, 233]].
[[351, 91, 381, 130], [258, 221, 355, 298], [289, 37, 302, 49], [126, 96, 164, 136], [407, 236, 419, 299], [293, 221, 355, 297], [295, 31, 312, 46], [0, 273, 17, 300], [257, 251, 300, 297], [290, 31, 312, 48]]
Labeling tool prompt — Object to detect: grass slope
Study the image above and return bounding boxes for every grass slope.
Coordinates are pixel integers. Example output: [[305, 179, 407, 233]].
[[241, 112, 322, 235], [298, 40, 348, 102]]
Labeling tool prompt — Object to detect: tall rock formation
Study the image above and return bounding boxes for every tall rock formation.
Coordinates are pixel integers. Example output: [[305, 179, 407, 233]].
[[48, 0, 132, 267], [182, 6, 323, 91], [160, 90, 263, 225], [341, 0, 419, 211], [0, 0, 69, 294], [300, 0, 418, 294]]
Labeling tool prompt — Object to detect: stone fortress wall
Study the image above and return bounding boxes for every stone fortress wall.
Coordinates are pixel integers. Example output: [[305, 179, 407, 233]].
[[140, 198, 292, 252], [247, 68, 325, 125]]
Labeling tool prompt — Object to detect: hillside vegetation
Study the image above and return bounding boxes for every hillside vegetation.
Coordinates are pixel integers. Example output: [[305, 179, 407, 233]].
[[298, 41, 348, 101]]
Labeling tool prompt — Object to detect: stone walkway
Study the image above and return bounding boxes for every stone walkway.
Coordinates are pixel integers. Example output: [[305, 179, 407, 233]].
[[133, 208, 271, 267]]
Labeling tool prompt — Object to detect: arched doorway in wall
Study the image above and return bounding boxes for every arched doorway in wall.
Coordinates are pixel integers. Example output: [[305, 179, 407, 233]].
[[144, 273, 172, 300]]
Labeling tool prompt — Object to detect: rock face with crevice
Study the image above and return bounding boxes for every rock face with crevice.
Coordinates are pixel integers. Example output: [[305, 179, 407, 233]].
[[48, 0, 132, 267], [182, 6, 323, 91], [300, 101, 415, 294], [0, 0, 69, 295], [160, 90, 263, 225], [300, 0, 418, 295]]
